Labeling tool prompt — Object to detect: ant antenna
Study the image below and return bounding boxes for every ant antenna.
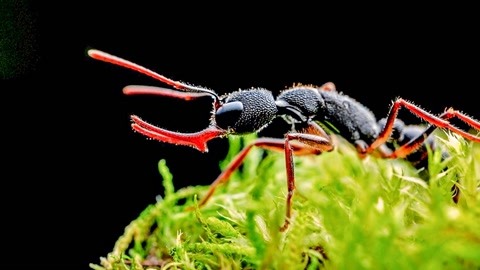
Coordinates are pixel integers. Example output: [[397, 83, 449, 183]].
[[87, 49, 220, 102]]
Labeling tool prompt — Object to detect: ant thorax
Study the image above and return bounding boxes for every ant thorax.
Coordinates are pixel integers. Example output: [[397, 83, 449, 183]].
[[315, 90, 380, 144], [276, 87, 323, 121]]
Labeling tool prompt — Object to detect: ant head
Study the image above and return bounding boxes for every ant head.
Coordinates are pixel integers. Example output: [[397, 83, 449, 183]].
[[87, 49, 276, 149], [214, 89, 278, 134]]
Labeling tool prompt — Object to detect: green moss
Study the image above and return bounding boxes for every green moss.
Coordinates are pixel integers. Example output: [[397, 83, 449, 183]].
[[90, 133, 480, 270]]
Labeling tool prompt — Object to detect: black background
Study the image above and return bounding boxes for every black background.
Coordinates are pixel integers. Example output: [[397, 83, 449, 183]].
[[2, 1, 479, 268]]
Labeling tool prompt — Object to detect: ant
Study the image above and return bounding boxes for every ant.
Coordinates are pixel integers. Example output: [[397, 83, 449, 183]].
[[88, 49, 480, 231]]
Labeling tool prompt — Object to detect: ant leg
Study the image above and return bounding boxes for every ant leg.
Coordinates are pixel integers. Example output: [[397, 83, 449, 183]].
[[385, 112, 449, 159], [386, 111, 465, 204], [193, 137, 328, 208], [194, 138, 287, 209], [193, 122, 333, 232], [278, 121, 334, 231], [281, 129, 334, 231], [443, 108, 480, 130], [385, 106, 480, 158], [366, 98, 480, 155], [388, 125, 437, 159]]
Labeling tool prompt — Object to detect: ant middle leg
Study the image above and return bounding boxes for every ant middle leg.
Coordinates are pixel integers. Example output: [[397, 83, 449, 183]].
[[281, 125, 334, 231]]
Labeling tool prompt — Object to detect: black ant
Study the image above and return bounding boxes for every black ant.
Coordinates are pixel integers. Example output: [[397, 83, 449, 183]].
[[88, 49, 480, 231]]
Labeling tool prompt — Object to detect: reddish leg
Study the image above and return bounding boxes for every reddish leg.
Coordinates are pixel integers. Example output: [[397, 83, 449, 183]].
[[386, 111, 452, 159], [192, 121, 334, 231], [366, 98, 480, 155], [443, 108, 480, 130], [382, 110, 472, 203], [281, 131, 334, 231]]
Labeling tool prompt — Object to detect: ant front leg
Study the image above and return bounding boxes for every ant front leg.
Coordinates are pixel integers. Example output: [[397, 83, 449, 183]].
[[193, 121, 333, 232], [281, 122, 334, 231], [366, 98, 480, 156]]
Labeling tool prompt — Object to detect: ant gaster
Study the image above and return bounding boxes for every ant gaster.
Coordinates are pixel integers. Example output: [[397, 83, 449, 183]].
[[88, 49, 480, 231]]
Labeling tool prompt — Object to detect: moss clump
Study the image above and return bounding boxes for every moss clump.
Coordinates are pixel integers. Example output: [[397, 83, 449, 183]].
[[90, 133, 480, 270]]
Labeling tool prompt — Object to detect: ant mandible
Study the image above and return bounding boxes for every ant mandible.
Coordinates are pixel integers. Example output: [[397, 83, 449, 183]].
[[88, 49, 480, 231]]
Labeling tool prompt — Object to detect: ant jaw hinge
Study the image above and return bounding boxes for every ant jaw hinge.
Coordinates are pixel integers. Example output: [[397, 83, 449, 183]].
[[130, 115, 227, 152]]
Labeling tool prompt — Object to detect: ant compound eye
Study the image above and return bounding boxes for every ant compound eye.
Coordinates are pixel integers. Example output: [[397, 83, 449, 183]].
[[215, 101, 244, 130]]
